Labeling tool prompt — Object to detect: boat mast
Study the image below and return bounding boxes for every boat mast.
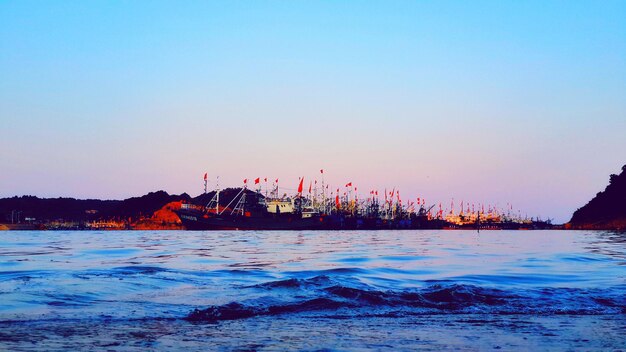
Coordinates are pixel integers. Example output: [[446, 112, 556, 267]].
[[321, 169, 325, 214], [232, 189, 247, 216], [216, 176, 220, 214]]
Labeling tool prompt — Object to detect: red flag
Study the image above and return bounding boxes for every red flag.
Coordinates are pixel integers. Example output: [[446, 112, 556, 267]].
[[264, 178, 267, 182], [336, 195, 340, 209], [254, 177, 260, 184], [275, 178, 279, 183], [297, 177, 304, 193], [308, 181, 312, 194], [203, 173, 207, 181], [243, 179, 247, 184], [345, 182, 352, 187], [320, 169, 324, 174]]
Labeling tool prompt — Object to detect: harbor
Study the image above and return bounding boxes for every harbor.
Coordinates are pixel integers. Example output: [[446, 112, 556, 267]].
[[176, 173, 554, 231]]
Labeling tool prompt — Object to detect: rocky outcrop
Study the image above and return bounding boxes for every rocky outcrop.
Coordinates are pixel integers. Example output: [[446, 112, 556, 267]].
[[569, 165, 626, 230]]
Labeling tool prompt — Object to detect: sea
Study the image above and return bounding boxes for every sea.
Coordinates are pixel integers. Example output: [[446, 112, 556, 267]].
[[0, 230, 624, 351]]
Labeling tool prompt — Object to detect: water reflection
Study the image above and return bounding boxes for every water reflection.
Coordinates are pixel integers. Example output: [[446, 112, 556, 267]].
[[0, 230, 625, 322]]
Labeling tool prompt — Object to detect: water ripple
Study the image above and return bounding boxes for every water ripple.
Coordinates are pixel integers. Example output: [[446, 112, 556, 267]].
[[0, 230, 625, 323]]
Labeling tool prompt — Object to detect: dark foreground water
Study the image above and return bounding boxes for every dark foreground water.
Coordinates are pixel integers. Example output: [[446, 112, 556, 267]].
[[1, 230, 625, 351]]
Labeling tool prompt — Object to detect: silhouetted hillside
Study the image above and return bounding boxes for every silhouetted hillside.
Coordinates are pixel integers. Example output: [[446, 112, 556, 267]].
[[0, 191, 191, 223], [191, 188, 265, 208], [99, 191, 191, 219], [569, 165, 626, 230], [0, 196, 116, 222]]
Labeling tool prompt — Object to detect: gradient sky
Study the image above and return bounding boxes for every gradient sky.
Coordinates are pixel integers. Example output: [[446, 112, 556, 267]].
[[1, 1, 625, 223]]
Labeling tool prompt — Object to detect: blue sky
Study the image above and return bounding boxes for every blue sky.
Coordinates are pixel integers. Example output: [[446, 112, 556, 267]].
[[1, 1, 625, 222]]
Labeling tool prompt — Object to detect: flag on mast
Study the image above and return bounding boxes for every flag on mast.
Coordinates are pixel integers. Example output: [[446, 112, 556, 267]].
[[297, 177, 304, 194]]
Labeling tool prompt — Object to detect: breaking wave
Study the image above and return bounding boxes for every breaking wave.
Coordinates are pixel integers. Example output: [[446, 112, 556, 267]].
[[186, 276, 626, 322]]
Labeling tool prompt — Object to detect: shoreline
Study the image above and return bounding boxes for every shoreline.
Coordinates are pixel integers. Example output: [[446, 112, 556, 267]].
[[2, 223, 624, 232], [0, 225, 585, 231]]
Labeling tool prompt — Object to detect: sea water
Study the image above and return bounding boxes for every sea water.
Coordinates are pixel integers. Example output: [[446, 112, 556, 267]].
[[0, 230, 624, 351]]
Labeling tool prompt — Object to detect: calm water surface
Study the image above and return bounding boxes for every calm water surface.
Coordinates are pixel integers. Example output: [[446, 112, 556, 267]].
[[0, 230, 624, 350]]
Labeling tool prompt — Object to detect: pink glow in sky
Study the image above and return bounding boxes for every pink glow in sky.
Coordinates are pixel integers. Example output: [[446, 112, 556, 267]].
[[1, 1, 625, 223]]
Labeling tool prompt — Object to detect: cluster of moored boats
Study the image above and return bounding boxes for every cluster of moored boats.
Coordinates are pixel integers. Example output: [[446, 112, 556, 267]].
[[175, 176, 552, 230]]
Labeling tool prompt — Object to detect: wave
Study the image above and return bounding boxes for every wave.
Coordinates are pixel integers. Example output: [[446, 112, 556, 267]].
[[186, 276, 626, 322]]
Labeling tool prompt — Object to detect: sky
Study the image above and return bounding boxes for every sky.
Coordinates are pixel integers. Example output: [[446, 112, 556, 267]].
[[1, 1, 625, 223]]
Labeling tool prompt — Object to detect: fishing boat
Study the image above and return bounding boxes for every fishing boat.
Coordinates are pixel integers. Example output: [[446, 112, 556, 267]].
[[175, 183, 328, 230]]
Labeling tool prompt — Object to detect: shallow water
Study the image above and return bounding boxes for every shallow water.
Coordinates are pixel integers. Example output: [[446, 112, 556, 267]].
[[0, 230, 625, 350]]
